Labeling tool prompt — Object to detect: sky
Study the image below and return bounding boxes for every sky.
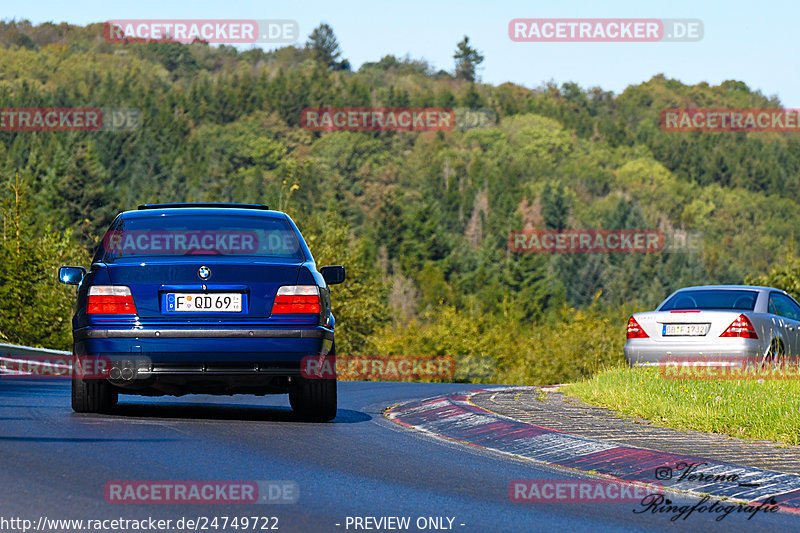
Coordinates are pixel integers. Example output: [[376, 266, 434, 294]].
[[8, 0, 800, 105]]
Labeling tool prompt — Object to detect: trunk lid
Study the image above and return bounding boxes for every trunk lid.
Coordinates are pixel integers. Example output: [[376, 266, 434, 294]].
[[635, 310, 750, 342], [105, 259, 301, 322]]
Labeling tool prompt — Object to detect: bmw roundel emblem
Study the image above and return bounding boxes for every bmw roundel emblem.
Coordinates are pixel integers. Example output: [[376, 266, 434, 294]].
[[198, 266, 211, 280]]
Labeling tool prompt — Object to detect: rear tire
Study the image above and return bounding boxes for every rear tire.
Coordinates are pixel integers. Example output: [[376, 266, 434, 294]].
[[289, 377, 337, 422], [71, 356, 118, 413], [290, 344, 337, 422]]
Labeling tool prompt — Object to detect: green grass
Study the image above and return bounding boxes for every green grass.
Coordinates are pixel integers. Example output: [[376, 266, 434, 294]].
[[563, 366, 800, 445]]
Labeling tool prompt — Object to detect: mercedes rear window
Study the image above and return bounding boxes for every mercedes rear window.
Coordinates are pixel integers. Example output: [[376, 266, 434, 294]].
[[659, 289, 758, 311], [97, 214, 305, 262]]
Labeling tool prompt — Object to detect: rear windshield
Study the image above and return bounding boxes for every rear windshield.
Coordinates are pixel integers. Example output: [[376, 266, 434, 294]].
[[659, 289, 758, 311], [96, 214, 305, 263]]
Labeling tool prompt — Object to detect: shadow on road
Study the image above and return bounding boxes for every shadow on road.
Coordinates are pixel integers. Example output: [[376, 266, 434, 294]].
[[0, 379, 70, 397], [0, 435, 177, 442], [103, 402, 372, 424]]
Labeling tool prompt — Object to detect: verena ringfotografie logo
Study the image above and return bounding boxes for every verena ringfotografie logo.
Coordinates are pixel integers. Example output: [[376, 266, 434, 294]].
[[104, 20, 298, 44], [300, 108, 455, 132], [0, 108, 140, 132], [104, 481, 298, 504], [301, 355, 456, 381], [637, 465, 779, 524], [510, 480, 657, 503], [659, 356, 800, 380], [635, 494, 779, 522], [661, 108, 800, 132], [510, 230, 663, 253], [509, 19, 703, 42], [654, 461, 744, 484]]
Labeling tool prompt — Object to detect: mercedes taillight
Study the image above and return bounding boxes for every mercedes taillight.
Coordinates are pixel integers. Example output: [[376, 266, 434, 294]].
[[627, 316, 648, 339], [720, 314, 758, 339]]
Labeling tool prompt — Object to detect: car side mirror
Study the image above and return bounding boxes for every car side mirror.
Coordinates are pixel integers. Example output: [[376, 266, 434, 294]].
[[59, 266, 86, 285], [320, 265, 345, 285]]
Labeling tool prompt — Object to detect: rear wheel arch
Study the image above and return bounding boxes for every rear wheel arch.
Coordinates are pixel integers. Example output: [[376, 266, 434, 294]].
[[763, 337, 785, 365]]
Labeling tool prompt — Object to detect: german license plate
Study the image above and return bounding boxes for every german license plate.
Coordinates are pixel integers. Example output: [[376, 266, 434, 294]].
[[663, 323, 709, 336], [167, 293, 242, 312]]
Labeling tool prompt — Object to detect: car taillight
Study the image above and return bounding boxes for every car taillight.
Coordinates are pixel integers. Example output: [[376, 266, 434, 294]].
[[627, 316, 648, 339], [720, 314, 758, 339], [87, 286, 137, 315], [271, 286, 320, 314]]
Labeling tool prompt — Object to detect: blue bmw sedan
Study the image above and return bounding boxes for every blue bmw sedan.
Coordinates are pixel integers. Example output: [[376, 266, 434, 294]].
[[58, 203, 344, 421]]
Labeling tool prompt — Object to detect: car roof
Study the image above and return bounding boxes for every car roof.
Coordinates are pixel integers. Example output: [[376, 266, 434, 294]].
[[675, 285, 783, 293], [138, 203, 270, 210], [118, 205, 289, 219]]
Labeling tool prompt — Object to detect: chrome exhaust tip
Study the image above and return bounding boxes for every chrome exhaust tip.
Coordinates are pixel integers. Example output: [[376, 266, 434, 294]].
[[120, 366, 135, 381]]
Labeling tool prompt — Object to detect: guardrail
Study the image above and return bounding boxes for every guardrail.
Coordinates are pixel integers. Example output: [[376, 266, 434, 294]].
[[0, 343, 71, 376]]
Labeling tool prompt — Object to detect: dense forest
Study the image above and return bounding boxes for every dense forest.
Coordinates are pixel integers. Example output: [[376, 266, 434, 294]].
[[1, 20, 798, 385]]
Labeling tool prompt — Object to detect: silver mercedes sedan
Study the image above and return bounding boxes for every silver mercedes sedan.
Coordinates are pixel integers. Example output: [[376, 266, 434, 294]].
[[624, 285, 800, 365]]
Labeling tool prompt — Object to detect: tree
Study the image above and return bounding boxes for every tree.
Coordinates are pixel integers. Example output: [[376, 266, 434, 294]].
[[502, 251, 562, 323], [301, 209, 390, 354], [541, 182, 570, 230], [305, 23, 346, 69], [0, 172, 85, 349], [746, 255, 800, 301], [453, 36, 484, 82], [56, 141, 116, 247], [461, 83, 485, 107]]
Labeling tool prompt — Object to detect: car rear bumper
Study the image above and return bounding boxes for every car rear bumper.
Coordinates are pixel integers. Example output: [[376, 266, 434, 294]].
[[72, 326, 334, 394], [73, 326, 333, 368], [624, 338, 765, 365], [74, 327, 333, 341]]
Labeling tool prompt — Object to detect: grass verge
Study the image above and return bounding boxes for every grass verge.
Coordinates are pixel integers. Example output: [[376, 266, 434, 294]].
[[563, 366, 800, 445]]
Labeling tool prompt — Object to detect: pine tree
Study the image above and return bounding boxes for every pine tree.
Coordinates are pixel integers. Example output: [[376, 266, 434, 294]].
[[56, 141, 116, 247], [453, 36, 484, 82], [0, 172, 84, 348], [541, 182, 570, 230], [305, 24, 344, 69]]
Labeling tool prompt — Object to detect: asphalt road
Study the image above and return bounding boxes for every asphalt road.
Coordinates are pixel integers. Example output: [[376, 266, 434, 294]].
[[1, 379, 798, 533]]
